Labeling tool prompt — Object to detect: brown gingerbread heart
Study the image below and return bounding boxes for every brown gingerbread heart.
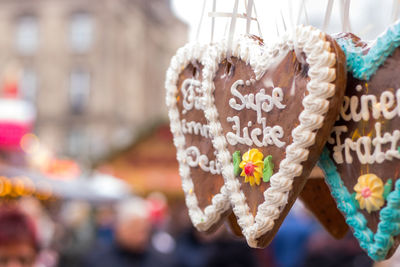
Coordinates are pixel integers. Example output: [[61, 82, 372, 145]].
[[320, 23, 400, 261], [299, 167, 349, 239], [203, 26, 346, 247], [166, 43, 230, 232]]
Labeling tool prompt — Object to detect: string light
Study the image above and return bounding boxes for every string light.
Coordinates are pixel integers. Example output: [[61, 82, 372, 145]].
[[20, 133, 40, 154], [0, 176, 52, 200]]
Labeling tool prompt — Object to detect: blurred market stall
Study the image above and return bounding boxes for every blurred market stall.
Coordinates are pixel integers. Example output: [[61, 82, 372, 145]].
[[96, 123, 182, 197], [0, 165, 131, 203]]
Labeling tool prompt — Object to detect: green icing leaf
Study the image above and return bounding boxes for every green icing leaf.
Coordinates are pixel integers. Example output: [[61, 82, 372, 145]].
[[262, 155, 274, 183], [398, 146, 400, 154], [351, 192, 360, 209], [383, 179, 393, 200], [233, 151, 242, 176]]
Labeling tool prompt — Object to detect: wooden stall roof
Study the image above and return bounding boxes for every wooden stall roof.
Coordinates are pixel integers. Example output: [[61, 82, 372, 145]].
[[97, 122, 182, 196]]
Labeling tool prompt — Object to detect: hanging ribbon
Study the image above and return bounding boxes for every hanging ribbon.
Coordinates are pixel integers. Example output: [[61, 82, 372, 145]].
[[339, 0, 351, 32], [288, 0, 306, 64], [210, 0, 217, 43], [252, 1, 263, 38], [226, 0, 239, 57], [343, 0, 352, 32], [281, 9, 287, 32], [297, 0, 309, 25], [195, 0, 207, 42], [392, 0, 400, 23], [207, 0, 262, 47], [208, 12, 258, 20], [246, 0, 254, 34], [287, 0, 296, 43], [322, 0, 334, 32]]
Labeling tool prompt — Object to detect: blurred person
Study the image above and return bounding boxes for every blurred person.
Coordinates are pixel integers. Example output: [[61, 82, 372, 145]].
[[173, 208, 259, 267], [82, 197, 175, 267], [58, 201, 94, 267], [147, 192, 168, 228], [115, 197, 150, 254], [304, 226, 372, 267], [0, 207, 39, 267], [204, 231, 259, 267], [18, 198, 58, 267], [270, 201, 315, 267], [18, 198, 55, 250], [94, 204, 115, 247]]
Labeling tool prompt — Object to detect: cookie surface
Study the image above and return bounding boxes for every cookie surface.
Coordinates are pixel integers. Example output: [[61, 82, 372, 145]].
[[299, 168, 349, 239], [165, 43, 230, 232], [320, 23, 400, 261], [203, 26, 346, 247]]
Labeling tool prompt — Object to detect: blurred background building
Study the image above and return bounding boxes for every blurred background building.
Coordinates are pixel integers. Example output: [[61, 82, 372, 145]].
[[0, 0, 187, 165]]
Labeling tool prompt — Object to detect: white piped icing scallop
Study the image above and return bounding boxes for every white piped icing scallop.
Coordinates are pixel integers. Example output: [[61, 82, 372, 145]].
[[165, 42, 230, 232], [202, 26, 338, 247]]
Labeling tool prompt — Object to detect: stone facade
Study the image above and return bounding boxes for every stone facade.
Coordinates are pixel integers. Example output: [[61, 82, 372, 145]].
[[0, 0, 187, 163]]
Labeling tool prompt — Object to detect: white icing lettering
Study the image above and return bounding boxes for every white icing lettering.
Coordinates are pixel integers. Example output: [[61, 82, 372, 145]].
[[340, 96, 352, 121], [181, 78, 204, 113], [185, 146, 221, 175], [350, 95, 362, 122], [226, 79, 287, 148], [331, 122, 400, 164], [228, 79, 286, 124], [328, 125, 348, 164], [381, 91, 397, 120], [181, 119, 209, 138], [226, 115, 285, 148], [331, 87, 400, 165], [341, 87, 400, 122]]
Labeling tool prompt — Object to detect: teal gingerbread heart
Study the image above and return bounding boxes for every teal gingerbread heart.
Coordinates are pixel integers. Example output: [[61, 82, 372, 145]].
[[319, 21, 400, 261]]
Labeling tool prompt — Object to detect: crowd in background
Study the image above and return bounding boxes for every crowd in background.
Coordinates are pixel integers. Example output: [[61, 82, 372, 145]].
[[0, 195, 375, 267]]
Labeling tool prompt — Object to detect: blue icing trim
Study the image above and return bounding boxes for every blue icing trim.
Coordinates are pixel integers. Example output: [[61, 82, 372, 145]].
[[336, 19, 400, 80], [318, 148, 400, 261]]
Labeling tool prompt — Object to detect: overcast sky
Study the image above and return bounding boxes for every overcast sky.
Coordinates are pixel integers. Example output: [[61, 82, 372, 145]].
[[171, 0, 397, 43]]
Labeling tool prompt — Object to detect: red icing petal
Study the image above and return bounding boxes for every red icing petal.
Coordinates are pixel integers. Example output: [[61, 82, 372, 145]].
[[244, 162, 255, 176], [361, 187, 372, 198]]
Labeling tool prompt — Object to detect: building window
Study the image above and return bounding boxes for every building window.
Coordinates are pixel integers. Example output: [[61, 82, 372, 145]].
[[16, 15, 38, 54], [20, 68, 37, 103], [69, 69, 90, 114], [69, 12, 93, 53], [67, 128, 86, 157]]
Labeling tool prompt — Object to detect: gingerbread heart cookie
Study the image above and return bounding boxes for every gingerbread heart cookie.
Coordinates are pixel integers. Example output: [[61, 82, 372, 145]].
[[165, 43, 230, 232], [319, 22, 400, 261], [203, 26, 346, 247]]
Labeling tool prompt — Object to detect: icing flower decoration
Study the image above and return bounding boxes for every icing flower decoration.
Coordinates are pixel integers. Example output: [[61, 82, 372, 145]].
[[239, 149, 264, 186], [354, 174, 385, 213], [233, 151, 242, 176], [262, 155, 274, 183]]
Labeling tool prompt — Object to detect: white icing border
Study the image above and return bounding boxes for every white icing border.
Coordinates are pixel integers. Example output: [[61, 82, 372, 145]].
[[165, 42, 230, 231], [203, 26, 337, 247]]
